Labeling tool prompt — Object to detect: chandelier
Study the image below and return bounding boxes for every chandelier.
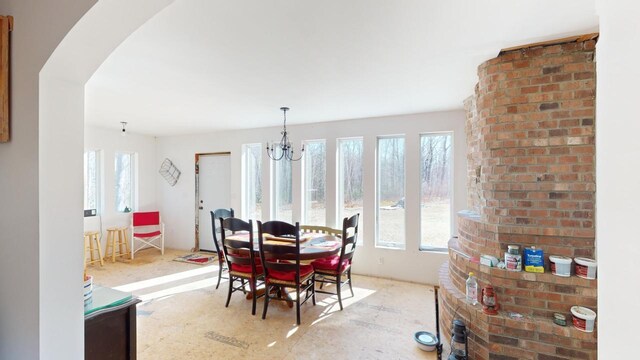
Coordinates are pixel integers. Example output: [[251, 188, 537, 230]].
[[266, 107, 304, 161]]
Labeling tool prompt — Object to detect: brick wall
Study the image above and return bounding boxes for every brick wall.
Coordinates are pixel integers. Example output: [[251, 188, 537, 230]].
[[439, 38, 597, 360]]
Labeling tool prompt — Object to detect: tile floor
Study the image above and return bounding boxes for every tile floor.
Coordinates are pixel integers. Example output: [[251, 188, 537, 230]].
[[90, 248, 441, 359]]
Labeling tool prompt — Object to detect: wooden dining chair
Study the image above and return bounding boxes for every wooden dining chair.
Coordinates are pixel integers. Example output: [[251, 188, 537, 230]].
[[311, 213, 359, 310], [210, 208, 234, 289], [257, 220, 316, 325], [220, 217, 265, 315]]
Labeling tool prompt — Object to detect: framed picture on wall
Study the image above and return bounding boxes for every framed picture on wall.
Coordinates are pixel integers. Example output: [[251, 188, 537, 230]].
[[0, 15, 13, 143]]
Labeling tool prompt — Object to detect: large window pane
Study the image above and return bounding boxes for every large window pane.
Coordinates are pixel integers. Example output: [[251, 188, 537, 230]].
[[303, 140, 326, 225], [338, 138, 363, 244], [84, 150, 100, 211], [376, 136, 405, 249], [274, 158, 292, 222], [244, 144, 262, 221], [421, 133, 453, 250], [115, 152, 135, 213]]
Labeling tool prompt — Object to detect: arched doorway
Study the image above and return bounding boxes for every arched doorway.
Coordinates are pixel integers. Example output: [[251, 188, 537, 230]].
[[36, 1, 174, 357]]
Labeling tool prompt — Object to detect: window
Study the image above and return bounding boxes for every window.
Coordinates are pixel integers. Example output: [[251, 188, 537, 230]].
[[273, 158, 293, 222], [115, 152, 136, 213], [244, 144, 263, 221], [376, 136, 405, 249], [303, 140, 326, 225], [337, 138, 364, 244], [83, 150, 100, 211], [420, 133, 453, 250]]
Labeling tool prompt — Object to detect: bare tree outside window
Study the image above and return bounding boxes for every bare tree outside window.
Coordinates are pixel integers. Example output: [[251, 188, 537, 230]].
[[244, 144, 262, 221], [115, 152, 135, 213], [421, 133, 452, 250], [338, 138, 364, 244], [274, 156, 292, 222], [303, 140, 326, 225], [84, 150, 100, 211], [377, 136, 405, 249]]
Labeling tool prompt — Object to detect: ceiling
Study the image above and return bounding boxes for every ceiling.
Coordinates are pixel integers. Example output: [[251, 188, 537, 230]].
[[85, 0, 598, 136]]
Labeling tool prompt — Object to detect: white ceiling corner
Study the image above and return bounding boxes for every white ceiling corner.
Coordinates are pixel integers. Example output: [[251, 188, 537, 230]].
[[85, 0, 598, 136]]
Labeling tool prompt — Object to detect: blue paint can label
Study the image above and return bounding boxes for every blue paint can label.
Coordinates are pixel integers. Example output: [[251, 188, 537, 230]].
[[524, 247, 544, 273]]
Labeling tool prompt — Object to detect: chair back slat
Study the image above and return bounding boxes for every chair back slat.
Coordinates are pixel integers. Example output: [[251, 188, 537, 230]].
[[133, 211, 160, 227], [335, 214, 360, 271], [210, 208, 234, 252], [258, 221, 302, 278], [220, 217, 258, 274], [260, 220, 297, 238]]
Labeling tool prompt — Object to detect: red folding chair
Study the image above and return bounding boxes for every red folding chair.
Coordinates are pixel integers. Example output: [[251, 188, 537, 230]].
[[131, 211, 165, 259]]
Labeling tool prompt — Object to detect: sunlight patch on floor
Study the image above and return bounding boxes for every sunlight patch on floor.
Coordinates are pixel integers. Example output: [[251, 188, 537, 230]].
[[113, 265, 220, 292], [312, 287, 377, 325], [286, 327, 298, 338], [137, 276, 227, 303]]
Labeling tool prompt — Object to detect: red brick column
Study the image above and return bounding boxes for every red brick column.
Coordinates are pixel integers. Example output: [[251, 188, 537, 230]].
[[440, 38, 598, 360]]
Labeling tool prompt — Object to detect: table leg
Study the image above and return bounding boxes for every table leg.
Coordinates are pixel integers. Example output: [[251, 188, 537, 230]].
[[246, 286, 294, 308]]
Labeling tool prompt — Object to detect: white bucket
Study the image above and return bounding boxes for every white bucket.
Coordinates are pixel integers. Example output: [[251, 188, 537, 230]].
[[83, 275, 93, 302], [574, 257, 597, 279], [571, 306, 596, 332], [549, 256, 572, 277]]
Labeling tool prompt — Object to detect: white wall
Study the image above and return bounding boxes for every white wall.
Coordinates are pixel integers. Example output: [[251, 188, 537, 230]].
[[0, 1, 96, 358], [0, 1, 173, 359], [157, 110, 467, 285], [595, 0, 640, 356], [84, 125, 158, 250], [38, 1, 172, 357]]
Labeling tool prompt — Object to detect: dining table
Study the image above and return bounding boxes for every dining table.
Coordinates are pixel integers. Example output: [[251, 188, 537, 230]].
[[223, 232, 342, 307], [224, 232, 342, 260]]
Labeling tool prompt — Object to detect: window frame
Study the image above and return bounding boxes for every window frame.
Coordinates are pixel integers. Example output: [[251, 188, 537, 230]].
[[419, 132, 454, 252], [337, 137, 364, 245], [302, 139, 327, 225], [243, 143, 263, 221], [83, 149, 102, 213], [271, 155, 293, 222], [114, 151, 137, 213], [375, 135, 406, 250]]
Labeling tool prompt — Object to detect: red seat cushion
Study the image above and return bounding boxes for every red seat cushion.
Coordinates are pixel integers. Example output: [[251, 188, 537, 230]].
[[311, 255, 350, 273], [268, 264, 314, 282], [133, 230, 162, 238], [230, 263, 263, 275]]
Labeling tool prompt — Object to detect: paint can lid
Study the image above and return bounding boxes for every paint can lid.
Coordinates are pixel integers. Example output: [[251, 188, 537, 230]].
[[571, 306, 597, 320], [549, 255, 573, 264], [553, 312, 566, 321], [574, 257, 597, 266]]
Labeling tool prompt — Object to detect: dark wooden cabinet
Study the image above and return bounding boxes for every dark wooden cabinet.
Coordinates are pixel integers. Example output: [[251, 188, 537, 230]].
[[85, 298, 140, 360]]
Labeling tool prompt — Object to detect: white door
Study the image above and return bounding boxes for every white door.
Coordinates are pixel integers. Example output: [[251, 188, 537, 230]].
[[197, 153, 231, 251]]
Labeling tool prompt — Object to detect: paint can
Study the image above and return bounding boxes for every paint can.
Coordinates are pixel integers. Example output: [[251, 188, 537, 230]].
[[571, 306, 597, 332], [523, 246, 544, 273], [574, 257, 597, 279], [549, 255, 572, 277], [505, 245, 521, 272]]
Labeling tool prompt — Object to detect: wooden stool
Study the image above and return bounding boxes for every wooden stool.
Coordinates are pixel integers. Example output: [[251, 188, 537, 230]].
[[84, 231, 104, 268], [104, 226, 131, 262]]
